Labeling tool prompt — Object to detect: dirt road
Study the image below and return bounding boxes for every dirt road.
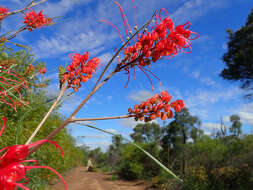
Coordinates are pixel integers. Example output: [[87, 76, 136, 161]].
[[48, 167, 155, 190]]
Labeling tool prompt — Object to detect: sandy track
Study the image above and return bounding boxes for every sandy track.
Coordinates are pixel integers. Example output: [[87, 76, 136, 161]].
[[48, 167, 155, 190]]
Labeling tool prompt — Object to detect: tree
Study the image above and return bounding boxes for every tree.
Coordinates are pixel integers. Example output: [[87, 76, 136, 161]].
[[229, 114, 242, 137], [220, 8, 253, 97], [130, 122, 162, 143], [107, 135, 123, 169], [112, 135, 123, 149], [161, 108, 201, 175]]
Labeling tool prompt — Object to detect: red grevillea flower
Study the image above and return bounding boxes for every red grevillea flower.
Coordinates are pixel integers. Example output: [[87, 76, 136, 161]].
[[0, 63, 28, 111], [23, 10, 52, 31], [62, 52, 100, 91], [101, 1, 198, 90], [128, 90, 185, 122], [39, 67, 46, 75], [0, 117, 67, 190], [0, 7, 8, 20]]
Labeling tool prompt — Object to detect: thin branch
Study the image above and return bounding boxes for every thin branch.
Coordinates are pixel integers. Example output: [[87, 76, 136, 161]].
[[7, 0, 48, 16], [25, 87, 65, 145], [70, 115, 131, 122]]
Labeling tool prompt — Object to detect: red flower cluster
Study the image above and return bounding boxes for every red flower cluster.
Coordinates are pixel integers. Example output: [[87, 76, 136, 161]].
[[122, 9, 198, 68], [128, 91, 185, 122], [39, 67, 46, 75], [0, 7, 8, 21], [23, 10, 52, 31], [62, 52, 100, 91], [0, 117, 67, 190], [102, 2, 198, 89]]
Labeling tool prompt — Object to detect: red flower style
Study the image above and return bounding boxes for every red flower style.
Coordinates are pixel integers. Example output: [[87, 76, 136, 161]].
[[0, 7, 8, 21], [128, 90, 185, 122], [62, 52, 100, 91], [101, 1, 198, 89], [0, 117, 67, 190], [23, 10, 52, 31], [0, 63, 28, 111]]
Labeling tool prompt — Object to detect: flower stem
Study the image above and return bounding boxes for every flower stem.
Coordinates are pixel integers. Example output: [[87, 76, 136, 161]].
[[29, 11, 157, 153], [8, 0, 48, 16], [70, 115, 131, 122], [25, 87, 65, 145]]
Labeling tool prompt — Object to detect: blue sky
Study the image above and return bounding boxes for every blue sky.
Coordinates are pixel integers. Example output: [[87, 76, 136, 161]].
[[2, 0, 253, 150]]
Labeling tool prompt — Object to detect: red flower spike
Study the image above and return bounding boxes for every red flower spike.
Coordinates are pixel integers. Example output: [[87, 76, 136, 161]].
[[62, 52, 101, 91], [128, 91, 185, 122], [102, 1, 198, 90], [24, 10, 52, 31], [39, 67, 46, 74], [0, 7, 8, 20]]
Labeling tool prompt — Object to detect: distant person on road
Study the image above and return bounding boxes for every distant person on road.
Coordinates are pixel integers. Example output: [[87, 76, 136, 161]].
[[87, 157, 94, 172]]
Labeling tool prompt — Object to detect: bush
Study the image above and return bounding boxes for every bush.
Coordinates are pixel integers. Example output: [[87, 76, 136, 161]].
[[116, 142, 161, 180]]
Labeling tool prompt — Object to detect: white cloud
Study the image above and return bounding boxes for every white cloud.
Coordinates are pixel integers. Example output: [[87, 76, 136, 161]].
[[190, 71, 200, 79], [119, 117, 142, 129], [59, 93, 83, 113], [84, 141, 111, 150], [43, 83, 60, 97], [223, 116, 230, 123], [99, 52, 113, 64], [188, 70, 219, 87], [171, 0, 227, 24], [82, 134, 108, 139], [106, 128, 118, 134], [202, 122, 225, 131], [106, 96, 112, 100], [9, 0, 22, 4], [185, 87, 243, 108], [127, 90, 154, 101], [33, 28, 114, 58], [42, 0, 91, 17], [238, 103, 253, 125], [222, 43, 227, 50], [204, 131, 211, 136], [119, 117, 157, 129], [28, 0, 234, 59], [200, 77, 219, 87]]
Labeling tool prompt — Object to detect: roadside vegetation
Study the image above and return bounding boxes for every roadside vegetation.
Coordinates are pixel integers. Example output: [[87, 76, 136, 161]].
[[82, 109, 253, 190]]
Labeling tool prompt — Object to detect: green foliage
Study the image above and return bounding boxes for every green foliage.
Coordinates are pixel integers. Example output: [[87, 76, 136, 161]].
[[111, 173, 118, 181], [183, 134, 253, 190], [0, 45, 84, 189], [130, 122, 162, 143], [88, 147, 108, 168], [102, 166, 111, 173], [116, 142, 161, 180], [95, 112, 253, 190], [161, 108, 202, 176], [229, 114, 242, 137]]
